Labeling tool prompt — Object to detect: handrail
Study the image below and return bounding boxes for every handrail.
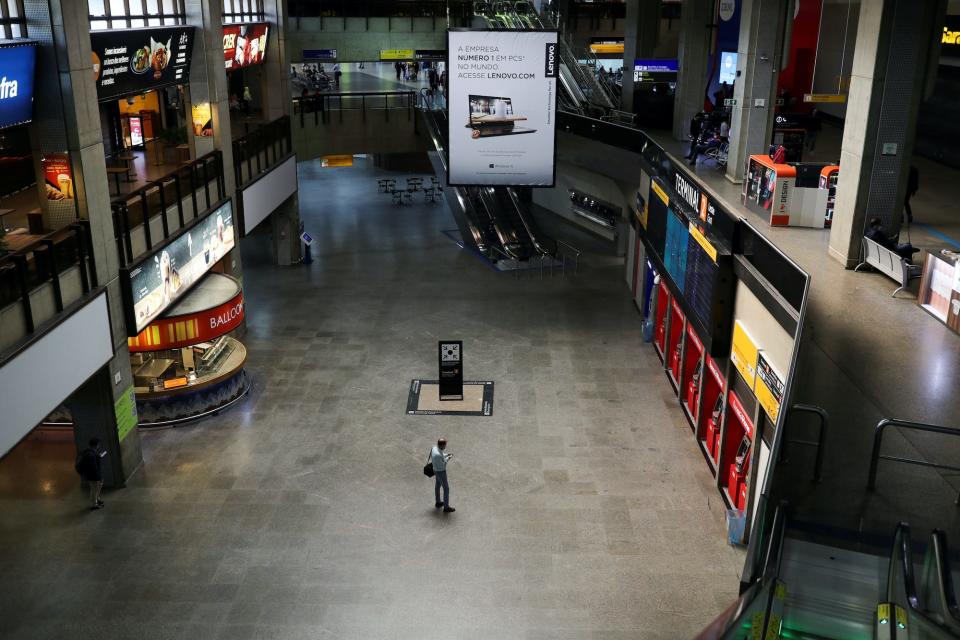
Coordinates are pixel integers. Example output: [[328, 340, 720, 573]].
[[233, 115, 292, 188], [783, 403, 828, 482], [888, 522, 921, 611], [556, 239, 581, 276], [293, 91, 417, 128], [867, 418, 960, 505], [930, 530, 960, 625]]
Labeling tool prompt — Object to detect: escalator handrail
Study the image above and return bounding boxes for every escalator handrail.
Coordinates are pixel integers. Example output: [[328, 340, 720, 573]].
[[476, 187, 526, 261], [889, 522, 922, 611], [503, 187, 557, 258], [932, 529, 960, 624]]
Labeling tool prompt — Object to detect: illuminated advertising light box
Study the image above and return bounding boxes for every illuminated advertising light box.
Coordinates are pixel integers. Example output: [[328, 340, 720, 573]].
[[224, 23, 269, 71], [380, 49, 415, 61], [447, 29, 558, 187], [91, 26, 195, 101], [718, 51, 737, 84], [0, 42, 37, 130], [120, 199, 236, 336]]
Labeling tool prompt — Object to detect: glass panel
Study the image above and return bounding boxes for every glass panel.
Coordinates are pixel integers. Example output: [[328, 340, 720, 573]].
[[88, 0, 106, 15], [161, 0, 174, 12], [90, 19, 109, 30], [129, 0, 144, 16], [130, 17, 144, 27], [146, 0, 158, 13], [109, 0, 125, 15]]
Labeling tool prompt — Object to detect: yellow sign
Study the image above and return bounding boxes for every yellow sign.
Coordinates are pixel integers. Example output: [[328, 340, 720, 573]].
[[895, 605, 908, 629], [114, 385, 138, 442], [321, 155, 353, 167], [803, 93, 846, 104], [755, 353, 785, 422], [877, 603, 890, 623], [731, 321, 759, 389], [651, 181, 669, 206], [589, 43, 624, 54], [689, 223, 718, 262], [380, 49, 414, 60]]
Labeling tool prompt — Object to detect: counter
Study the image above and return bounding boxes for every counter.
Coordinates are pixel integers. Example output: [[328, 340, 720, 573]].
[[918, 250, 960, 333]]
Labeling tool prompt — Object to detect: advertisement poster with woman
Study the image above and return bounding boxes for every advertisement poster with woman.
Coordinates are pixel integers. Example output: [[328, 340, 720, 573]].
[[447, 30, 558, 187]]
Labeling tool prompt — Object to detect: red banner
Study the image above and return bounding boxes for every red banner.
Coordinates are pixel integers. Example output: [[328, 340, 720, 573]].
[[128, 290, 244, 352], [224, 23, 269, 71]]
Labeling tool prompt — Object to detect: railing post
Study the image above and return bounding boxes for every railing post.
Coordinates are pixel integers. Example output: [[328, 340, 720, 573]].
[[188, 163, 198, 219], [157, 183, 169, 240], [217, 150, 225, 200], [72, 224, 90, 294], [12, 254, 34, 333], [120, 204, 134, 267], [202, 157, 211, 210], [139, 191, 152, 250], [40, 239, 63, 312]]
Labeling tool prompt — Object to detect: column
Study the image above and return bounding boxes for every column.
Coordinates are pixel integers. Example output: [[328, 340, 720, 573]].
[[827, 0, 945, 267], [41, 0, 144, 481], [621, 0, 660, 113], [672, 0, 713, 141], [724, 0, 789, 183]]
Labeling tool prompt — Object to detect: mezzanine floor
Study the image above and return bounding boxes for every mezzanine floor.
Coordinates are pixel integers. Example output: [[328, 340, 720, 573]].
[[0, 156, 742, 639]]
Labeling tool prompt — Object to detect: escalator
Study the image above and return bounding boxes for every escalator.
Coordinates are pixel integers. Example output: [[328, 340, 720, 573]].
[[699, 504, 960, 639]]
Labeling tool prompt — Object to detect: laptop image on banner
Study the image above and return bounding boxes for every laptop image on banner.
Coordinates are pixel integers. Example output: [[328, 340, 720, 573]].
[[466, 95, 537, 138]]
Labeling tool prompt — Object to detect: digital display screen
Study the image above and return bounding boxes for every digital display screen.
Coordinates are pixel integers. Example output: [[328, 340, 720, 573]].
[[664, 209, 689, 292], [91, 26, 195, 101], [718, 51, 737, 84], [223, 22, 269, 71], [645, 181, 669, 258], [121, 199, 236, 335], [685, 235, 719, 329], [0, 43, 37, 130]]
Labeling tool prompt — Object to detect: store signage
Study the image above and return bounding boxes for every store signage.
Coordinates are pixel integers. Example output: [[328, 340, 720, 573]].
[[303, 49, 337, 60], [447, 30, 558, 187], [719, 0, 735, 21], [120, 199, 236, 336], [730, 320, 759, 389], [223, 22, 269, 71], [0, 42, 37, 130], [91, 26, 195, 101], [191, 102, 212, 137], [438, 341, 464, 401], [802, 93, 846, 104], [942, 17, 960, 60], [41, 153, 74, 201], [380, 49, 415, 61], [755, 352, 784, 422], [129, 116, 144, 146], [127, 288, 245, 352]]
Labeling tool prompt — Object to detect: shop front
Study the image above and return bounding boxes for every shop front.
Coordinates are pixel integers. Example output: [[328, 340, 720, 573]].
[[91, 26, 196, 190], [742, 154, 839, 228], [224, 22, 270, 120], [119, 198, 247, 426]]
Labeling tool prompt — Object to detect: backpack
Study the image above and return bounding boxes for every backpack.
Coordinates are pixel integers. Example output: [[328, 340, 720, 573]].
[[74, 449, 93, 477]]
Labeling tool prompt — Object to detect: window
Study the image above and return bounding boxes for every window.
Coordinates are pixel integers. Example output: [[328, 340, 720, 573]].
[[0, 0, 28, 40], [223, 0, 265, 23], [89, 0, 187, 31]]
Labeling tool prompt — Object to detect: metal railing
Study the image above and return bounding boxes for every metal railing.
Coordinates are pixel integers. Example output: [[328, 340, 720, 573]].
[[781, 404, 827, 482], [556, 239, 581, 276], [0, 220, 98, 337], [233, 116, 292, 188], [293, 91, 417, 127], [110, 150, 225, 267], [867, 418, 960, 505]]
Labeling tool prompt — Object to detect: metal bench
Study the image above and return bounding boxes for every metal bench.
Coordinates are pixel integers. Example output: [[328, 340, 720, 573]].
[[854, 236, 922, 298]]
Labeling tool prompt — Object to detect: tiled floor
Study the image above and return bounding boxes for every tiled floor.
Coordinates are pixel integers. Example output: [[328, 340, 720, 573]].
[[0, 157, 743, 639]]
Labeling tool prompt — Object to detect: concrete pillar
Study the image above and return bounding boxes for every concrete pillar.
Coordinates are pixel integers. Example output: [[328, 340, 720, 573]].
[[672, 0, 713, 141], [262, 0, 294, 123], [41, 0, 144, 481], [621, 0, 660, 113], [724, 0, 789, 183], [827, 0, 945, 267]]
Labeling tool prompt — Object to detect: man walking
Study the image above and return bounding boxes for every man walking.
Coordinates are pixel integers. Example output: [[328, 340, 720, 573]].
[[431, 438, 455, 513], [75, 438, 107, 510]]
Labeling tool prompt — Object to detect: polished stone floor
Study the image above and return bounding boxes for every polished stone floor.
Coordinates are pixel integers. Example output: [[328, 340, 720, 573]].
[[0, 157, 742, 639]]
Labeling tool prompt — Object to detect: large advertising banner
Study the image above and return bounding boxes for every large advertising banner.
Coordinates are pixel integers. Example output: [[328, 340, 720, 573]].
[[121, 200, 236, 335], [447, 30, 557, 187], [223, 23, 269, 71], [0, 43, 37, 130], [91, 26, 195, 101]]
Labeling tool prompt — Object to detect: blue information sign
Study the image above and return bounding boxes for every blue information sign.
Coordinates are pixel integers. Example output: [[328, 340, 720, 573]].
[[303, 49, 337, 60], [0, 43, 37, 130], [633, 59, 678, 73]]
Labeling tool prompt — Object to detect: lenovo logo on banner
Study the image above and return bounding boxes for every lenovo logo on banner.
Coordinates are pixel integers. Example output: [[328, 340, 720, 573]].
[[544, 42, 557, 78], [674, 173, 700, 213]]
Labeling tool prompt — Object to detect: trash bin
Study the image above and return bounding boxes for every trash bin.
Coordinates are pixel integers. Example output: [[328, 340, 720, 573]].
[[727, 509, 746, 546]]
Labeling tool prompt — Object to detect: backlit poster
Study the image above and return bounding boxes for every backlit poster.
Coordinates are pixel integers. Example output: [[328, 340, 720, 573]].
[[129, 116, 144, 146], [120, 199, 236, 335], [447, 29, 558, 186], [41, 153, 74, 201], [91, 27, 195, 101], [0, 42, 37, 130]]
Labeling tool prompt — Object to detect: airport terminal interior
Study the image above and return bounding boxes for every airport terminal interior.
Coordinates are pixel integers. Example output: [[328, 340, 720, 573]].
[[2, 0, 960, 638]]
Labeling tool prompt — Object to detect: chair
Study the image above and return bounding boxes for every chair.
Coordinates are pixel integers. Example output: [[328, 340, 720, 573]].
[[855, 236, 922, 298]]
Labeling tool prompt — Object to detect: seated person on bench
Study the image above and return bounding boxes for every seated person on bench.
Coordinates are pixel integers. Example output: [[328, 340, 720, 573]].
[[865, 217, 918, 262]]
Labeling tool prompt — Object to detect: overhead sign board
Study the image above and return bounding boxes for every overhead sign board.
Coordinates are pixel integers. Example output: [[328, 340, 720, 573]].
[[802, 93, 846, 104], [633, 58, 678, 83], [91, 26, 195, 101], [415, 50, 447, 60], [447, 29, 558, 187], [380, 49, 415, 61], [303, 49, 337, 60], [120, 199, 236, 336], [0, 42, 37, 130], [224, 22, 269, 71]]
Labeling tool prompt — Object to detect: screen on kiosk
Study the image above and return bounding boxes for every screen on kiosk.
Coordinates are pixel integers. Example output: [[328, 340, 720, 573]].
[[447, 30, 558, 187], [719, 51, 737, 84]]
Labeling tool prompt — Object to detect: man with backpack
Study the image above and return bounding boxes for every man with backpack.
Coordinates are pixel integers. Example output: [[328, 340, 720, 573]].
[[75, 438, 107, 510]]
